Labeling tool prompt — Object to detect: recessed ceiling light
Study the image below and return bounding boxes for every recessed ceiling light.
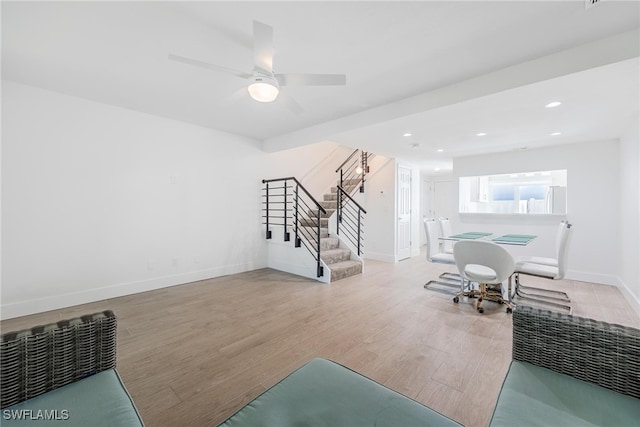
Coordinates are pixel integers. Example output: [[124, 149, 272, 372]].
[[545, 101, 562, 108], [551, 132, 562, 136], [436, 148, 444, 152], [476, 132, 487, 136], [434, 168, 441, 172], [403, 132, 412, 137]]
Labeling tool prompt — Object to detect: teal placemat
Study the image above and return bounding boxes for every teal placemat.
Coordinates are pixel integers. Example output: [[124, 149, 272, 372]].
[[492, 234, 536, 244], [450, 232, 492, 239]]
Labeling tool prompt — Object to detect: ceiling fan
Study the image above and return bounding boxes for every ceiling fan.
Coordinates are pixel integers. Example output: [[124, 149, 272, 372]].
[[168, 20, 346, 112]]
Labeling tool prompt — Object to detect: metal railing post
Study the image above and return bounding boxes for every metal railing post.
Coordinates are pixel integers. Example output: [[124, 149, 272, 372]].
[[294, 184, 301, 247], [357, 211, 362, 256], [264, 181, 272, 239], [283, 179, 290, 241], [317, 208, 323, 277]]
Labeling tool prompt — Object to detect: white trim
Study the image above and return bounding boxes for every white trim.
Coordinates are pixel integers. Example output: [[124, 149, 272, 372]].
[[0, 262, 262, 320], [617, 279, 640, 317], [364, 252, 396, 263], [565, 270, 640, 315], [566, 270, 621, 287]]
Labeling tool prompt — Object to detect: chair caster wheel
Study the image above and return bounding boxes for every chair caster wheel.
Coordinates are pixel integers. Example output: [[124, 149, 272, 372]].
[[499, 300, 504, 304], [506, 307, 513, 314], [453, 296, 459, 304], [477, 307, 484, 314]]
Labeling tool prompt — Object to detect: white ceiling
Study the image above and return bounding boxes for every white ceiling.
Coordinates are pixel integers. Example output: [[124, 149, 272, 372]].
[[2, 1, 639, 173]]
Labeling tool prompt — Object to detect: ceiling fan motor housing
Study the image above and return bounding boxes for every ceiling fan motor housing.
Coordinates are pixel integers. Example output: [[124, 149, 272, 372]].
[[248, 73, 280, 102]]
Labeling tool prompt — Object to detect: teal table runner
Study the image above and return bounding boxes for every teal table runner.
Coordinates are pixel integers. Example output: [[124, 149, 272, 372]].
[[492, 234, 536, 244]]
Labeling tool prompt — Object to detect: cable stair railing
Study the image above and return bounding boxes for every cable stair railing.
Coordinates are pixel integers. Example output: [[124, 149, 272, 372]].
[[334, 149, 373, 257], [335, 148, 376, 196], [336, 185, 367, 256], [261, 177, 327, 278]]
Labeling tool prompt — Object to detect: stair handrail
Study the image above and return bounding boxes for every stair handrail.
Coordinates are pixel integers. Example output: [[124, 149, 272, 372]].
[[334, 148, 359, 173], [336, 185, 367, 214], [336, 149, 374, 196], [262, 177, 327, 215], [336, 185, 367, 256], [262, 177, 326, 277]]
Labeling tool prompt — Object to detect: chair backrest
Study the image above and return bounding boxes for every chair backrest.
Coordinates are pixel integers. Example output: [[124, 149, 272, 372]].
[[439, 217, 454, 253], [556, 221, 573, 279], [423, 218, 441, 261], [453, 240, 515, 285]]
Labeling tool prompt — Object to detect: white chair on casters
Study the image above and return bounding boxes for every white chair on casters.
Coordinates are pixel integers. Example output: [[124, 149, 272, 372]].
[[453, 240, 515, 314], [513, 222, 572, 312]]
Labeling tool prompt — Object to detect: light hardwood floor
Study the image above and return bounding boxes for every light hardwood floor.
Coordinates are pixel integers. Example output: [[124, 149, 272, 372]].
[[2, 253, 638, 427]]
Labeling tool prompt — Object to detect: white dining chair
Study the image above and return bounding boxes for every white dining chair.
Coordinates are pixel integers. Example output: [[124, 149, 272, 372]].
[[453, 240, 515, 314], [423, 218, 467, 293], [438, 217, 454, 254], [512, 222, 572, 311], [424, 218, 454, 264]]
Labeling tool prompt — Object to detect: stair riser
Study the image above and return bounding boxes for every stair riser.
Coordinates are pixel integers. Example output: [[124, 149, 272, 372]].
[[320, 238, 340, 250], [320, 250, 352, 264], [330, 263, 363, 282]]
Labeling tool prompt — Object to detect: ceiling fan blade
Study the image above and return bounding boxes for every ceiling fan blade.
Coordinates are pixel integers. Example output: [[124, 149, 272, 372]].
[[278, 92, 304, 114], [168, 54, 251, 79], [253, 20, 274, 74], [275, 73, 347, 86]]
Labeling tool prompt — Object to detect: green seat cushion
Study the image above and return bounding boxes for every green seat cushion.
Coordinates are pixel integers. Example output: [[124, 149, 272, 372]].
[[490, 361, 640, 427], [2, 369, 143, 426], [219, 358, 461, 427]]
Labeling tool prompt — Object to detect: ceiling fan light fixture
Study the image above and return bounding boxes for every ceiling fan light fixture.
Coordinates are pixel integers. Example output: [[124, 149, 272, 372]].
[[248, 75, 279, 102]]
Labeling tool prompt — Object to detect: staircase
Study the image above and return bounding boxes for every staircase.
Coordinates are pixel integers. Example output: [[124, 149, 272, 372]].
[[262, 149, 371, 283], [318, 183, 363, 281]]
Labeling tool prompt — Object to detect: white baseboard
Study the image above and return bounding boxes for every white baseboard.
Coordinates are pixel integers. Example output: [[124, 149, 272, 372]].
[[566, 270, 621, 287], [0, 262, 264, 320], [615, 278, 640, 318], [568, 270, 640, 317], [364, 252, 396, 263]]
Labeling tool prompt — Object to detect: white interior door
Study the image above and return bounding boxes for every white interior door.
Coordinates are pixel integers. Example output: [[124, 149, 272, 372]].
[[397, 166, 412, 260]]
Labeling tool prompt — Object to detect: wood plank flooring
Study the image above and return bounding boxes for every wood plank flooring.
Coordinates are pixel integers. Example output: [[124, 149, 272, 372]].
[[2, 253, 638, 427]]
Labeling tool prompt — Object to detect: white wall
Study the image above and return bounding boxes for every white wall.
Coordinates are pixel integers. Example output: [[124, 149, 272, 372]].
[[362, 158, 396, 261], [410, 166, 422, 257], [1, 82, 269, 319], [452, 140, 621, 288], [262, 141, 354, 198], [619, 117, 640, 313]]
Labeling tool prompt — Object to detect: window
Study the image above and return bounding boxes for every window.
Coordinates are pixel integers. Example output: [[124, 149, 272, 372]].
[[459, 170, 567, 214]]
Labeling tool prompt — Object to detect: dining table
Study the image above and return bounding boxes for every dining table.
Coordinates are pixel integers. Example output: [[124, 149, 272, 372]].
[[440, 232, 537, 246]]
